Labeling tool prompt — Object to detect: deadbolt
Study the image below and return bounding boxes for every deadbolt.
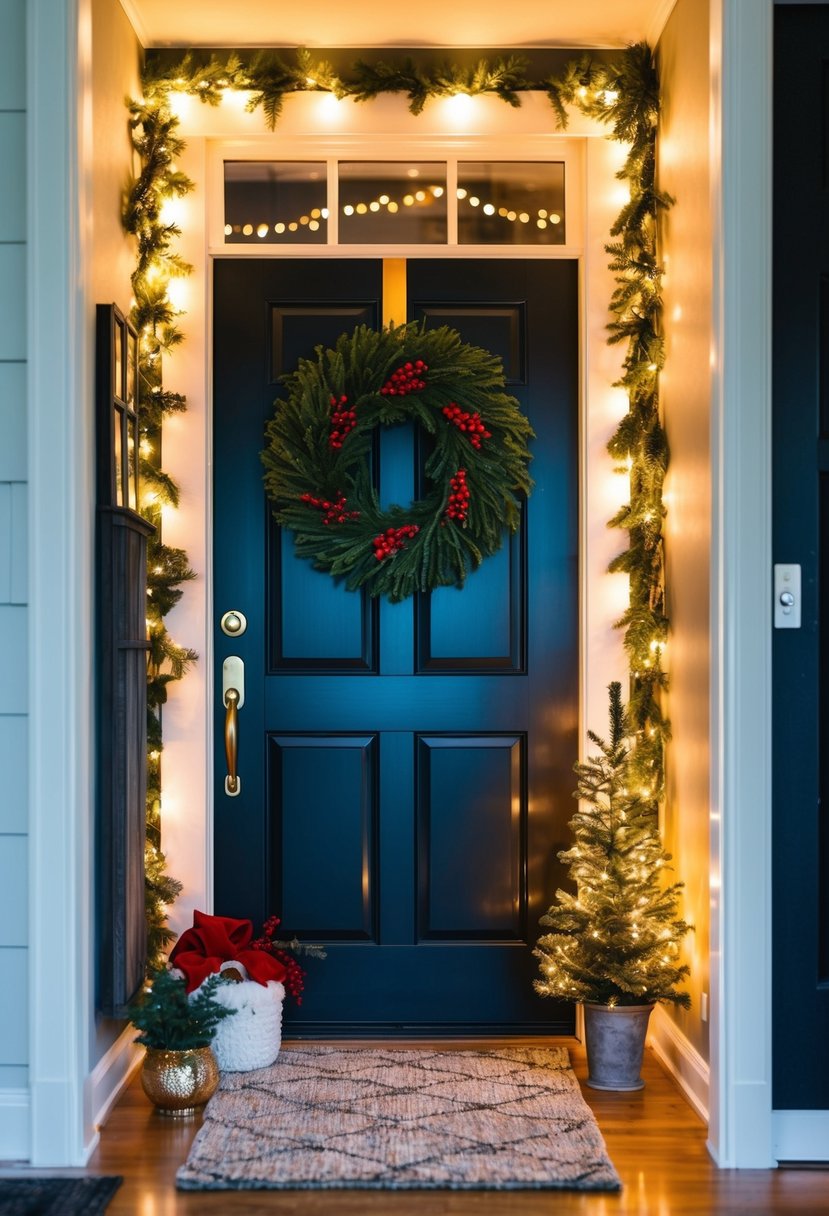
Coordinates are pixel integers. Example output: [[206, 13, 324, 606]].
[[220, 609, 247, 637]]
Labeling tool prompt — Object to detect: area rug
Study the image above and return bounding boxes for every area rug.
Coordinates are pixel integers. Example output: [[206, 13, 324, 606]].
[[177, 1046, 621, 1191], [0, 1176, 122, 1215]]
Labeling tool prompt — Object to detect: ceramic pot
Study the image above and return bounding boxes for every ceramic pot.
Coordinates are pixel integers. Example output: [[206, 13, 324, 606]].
[[140, 1045, 219, 1115], [583, 1002, 654, 1091]]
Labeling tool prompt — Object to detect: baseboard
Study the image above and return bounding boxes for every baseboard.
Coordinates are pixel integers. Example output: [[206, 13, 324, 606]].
[[773, 1110, 829, 1163], [83, 1025, 143, 1159], [647, 1005, 709, 1123], [0, 1089, 30, 1162]]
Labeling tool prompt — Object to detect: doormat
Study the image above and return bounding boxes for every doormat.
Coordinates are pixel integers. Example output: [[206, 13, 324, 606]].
[[0, 1176, 122, 1215], [177, 1046, 621, 1192]]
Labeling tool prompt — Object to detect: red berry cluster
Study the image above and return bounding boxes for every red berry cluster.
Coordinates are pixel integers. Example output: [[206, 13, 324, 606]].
[[250, 916, 307, 1005], [379, 360, 428, 396], [329, 394, 356, 449], [300, 491, 360, 525], [442, 403, 492, 450], [372, 524, 420, 561], [445, 468, 470, 524]]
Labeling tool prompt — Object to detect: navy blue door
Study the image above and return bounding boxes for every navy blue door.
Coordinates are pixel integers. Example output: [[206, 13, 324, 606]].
[[773, 7, 829, 1110], [213, 257, 578, 1034]]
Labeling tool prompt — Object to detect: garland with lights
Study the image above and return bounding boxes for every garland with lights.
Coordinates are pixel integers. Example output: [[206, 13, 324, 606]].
[[122, 40, 670, 958], [547, 45, 670, 799], [123, 94, 197, 969], [261, 322, 534, 602]]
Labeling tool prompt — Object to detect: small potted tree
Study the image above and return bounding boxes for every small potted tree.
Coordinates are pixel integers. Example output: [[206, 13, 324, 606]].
[[534, 682, 691, 1090], [128, 968, 236, 1114]]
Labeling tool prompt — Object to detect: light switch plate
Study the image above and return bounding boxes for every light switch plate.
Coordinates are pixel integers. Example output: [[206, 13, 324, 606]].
[[774, 564, 801, 629]]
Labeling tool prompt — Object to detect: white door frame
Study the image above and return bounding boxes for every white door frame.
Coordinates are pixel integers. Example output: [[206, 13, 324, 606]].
[[26, 0, 777, 1166], [707, 0, 775, 1169]]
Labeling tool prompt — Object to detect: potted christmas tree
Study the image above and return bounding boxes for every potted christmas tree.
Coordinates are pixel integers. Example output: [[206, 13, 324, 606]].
[[534, 682, 691, 1090], [128, 968, 236, 1114]]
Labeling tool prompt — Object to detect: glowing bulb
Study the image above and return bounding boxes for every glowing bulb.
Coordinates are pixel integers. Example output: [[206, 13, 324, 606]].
[[309, 219, 320, 231], [407, 168, 420, 178], [242, 223, 253, 236], [356, 203, 368, 215], [256, 223, 269, 238], [403, 195, 414, 207], [343, 204, 354, 216], [311, 208, 321, 219], [224, 223, 232, 236], [431, 185, 444, 197], [538, 208, 548, 218], [305, 76, 317, 87], [369, 201, 380, 212], [469, 196, 480, 207], [275, 222, 285, 234], [321, 208, 329, 219], [550, 212, 562, 225], [537, 219, 547, 229], [507, 210, 517, 222], [519, 212, 530, 223], [483, 204, 495, 216], [288, 222, 298, 232], [456, 188, 468, 200], [415, 190, 426, 202], [387, 201, 398, 213]]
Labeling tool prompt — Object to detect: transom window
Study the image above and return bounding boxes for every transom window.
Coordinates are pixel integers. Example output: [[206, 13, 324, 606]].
[[222, 158, 566, 248]]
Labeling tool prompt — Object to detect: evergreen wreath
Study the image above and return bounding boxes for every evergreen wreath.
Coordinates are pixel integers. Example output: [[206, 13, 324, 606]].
[[262, 322, 534, 602]]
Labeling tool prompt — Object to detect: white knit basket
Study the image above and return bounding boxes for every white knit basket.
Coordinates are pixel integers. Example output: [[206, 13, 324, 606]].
[[205, 965, 285, 1073]]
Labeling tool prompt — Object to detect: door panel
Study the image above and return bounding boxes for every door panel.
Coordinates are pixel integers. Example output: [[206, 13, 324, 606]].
[[773, 7, 829, 1110], [213, 256, 578, 1034]]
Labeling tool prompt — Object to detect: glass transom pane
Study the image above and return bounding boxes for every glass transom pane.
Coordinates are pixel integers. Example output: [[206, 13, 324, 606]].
[[339, 163, 447, 244], [457, 163, 566, 246], [224, 162, 328, 244]]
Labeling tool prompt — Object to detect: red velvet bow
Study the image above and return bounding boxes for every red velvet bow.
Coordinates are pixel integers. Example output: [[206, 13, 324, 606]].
[[168, 909, 288, 993]]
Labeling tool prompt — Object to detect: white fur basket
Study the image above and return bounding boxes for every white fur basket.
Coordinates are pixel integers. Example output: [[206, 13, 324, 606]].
[[207, 964, 285, 1073]]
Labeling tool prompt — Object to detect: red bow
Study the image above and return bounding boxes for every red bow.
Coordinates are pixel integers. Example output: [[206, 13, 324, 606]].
[[168, 910, 288, 993]]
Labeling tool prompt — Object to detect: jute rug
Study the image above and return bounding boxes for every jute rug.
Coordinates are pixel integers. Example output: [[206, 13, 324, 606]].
[[177, 1046, 621, 1191]]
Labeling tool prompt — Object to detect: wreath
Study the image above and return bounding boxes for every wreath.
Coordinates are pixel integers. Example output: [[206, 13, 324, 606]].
[[261, 322, 534, 603]]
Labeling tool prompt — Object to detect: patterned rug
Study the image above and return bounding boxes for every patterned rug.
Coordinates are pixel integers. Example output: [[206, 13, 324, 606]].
[[177, 1046, 621, 1191]]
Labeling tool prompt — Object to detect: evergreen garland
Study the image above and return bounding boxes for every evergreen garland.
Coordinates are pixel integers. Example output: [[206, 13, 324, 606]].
[[123, 40, 671, 959], [262, 323, 534, 602], [123, 93, 197, 969], [547, 43, 671, 800], [534, 682, 690, 1008]]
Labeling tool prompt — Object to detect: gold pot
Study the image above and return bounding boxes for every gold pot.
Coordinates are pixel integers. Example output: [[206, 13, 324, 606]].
[[140, 1045, 219, 1116]]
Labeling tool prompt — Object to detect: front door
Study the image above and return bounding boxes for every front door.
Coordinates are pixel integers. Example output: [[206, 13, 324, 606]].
[[773, 7, 829, 1113], [213, 257, 578, 1035]]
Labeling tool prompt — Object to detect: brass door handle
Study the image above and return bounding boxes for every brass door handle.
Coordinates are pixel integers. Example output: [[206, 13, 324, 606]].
[[222, 655, 245, 797], [224, 687, 240, 796]]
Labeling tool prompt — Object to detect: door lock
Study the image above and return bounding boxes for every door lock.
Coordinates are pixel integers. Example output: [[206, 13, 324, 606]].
[[220, 609, 247, 637], [774, 564, 801, 629]]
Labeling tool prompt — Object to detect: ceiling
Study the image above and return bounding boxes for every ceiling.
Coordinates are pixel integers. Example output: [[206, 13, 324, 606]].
[[120, 0, 677, 50]]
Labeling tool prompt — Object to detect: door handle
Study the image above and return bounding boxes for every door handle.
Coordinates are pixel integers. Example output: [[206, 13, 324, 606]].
[[222, 656, 245, 797]]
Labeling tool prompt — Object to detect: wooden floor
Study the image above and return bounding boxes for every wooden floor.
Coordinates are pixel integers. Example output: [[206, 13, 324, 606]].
[[82, 1040, 829, 1215]]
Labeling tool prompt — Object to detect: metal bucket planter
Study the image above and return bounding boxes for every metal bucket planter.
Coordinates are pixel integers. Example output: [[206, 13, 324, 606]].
[[583, 1002, 654, 1091]]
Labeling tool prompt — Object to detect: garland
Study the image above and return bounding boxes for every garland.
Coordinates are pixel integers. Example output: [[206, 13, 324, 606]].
[[123, 41, 669, 952], [262, 323, 534, 602], [123, 96, 197, 968]]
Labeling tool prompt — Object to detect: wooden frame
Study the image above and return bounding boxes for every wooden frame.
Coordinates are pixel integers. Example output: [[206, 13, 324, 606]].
[[95, 303, 153, 1017]]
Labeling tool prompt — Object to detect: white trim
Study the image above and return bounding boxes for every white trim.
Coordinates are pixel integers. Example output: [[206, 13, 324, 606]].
[[773, 1112, 829, 1164], [646, 0, 680, 48], [647, 1005, 710, 1124], [117, 0, 149, 48], [83, 1026, 143, 1153], [0, 1090, 30, 1163], [27, 0, 93, 1168], [708, 0, 775, 1169]]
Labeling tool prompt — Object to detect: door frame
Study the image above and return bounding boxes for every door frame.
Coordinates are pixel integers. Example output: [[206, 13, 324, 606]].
[[27, 0, 778, 1166]]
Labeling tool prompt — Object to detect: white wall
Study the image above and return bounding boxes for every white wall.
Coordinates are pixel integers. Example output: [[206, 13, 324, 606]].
[[657, 0, 712, 1066], [0, 0, 30, 1146]]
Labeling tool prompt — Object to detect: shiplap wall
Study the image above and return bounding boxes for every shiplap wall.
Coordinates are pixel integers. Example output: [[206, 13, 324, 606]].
[[0, 0, 28, 1095]]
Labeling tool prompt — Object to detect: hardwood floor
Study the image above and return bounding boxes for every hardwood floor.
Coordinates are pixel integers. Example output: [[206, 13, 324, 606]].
[[83, 1040, 829, 1214]]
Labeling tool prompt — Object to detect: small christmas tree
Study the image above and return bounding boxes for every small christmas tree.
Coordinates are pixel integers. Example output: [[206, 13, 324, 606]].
[[534, 682, 691, 1008], [128, 969, 236, 1050]]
